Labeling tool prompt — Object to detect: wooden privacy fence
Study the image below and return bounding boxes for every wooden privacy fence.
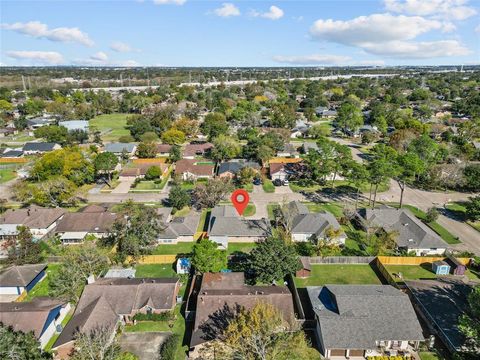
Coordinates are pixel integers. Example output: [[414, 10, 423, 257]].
[[377, 256, 471, 266], [308, 256, 376, 264], [374, 258, 398, 287], [132, 158, 167, 164], [0, 158, 27, 163], [127, 254, 177, 264]]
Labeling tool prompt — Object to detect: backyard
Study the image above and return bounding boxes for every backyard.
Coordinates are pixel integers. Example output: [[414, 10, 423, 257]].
[[151, 242, 195, 255], [385, 264, 480, 282], [0, 169, 16, 183], [89, 113, 130, 142], [294, 264, 383, 287], [24, 263, 61, 301]]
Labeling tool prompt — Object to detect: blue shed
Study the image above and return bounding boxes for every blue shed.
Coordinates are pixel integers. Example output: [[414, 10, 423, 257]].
[[176, 258, 191, 275], [432, 260, 450, 275]]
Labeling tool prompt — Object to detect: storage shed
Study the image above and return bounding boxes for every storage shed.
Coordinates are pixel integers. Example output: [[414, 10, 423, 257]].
[[296, 257, 311, 278], [446, 255, 467, 276], [176, 258, 191, 275], [432, 260, 450, 275]]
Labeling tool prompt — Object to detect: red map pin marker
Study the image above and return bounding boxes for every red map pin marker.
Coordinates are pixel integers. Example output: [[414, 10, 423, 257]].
[[231, 189, 249, 216]]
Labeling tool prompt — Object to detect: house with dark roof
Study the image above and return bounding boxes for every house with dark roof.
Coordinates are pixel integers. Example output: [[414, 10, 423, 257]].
[[119, 161, 169, 180], [0, 297, 71, 348], [23, 142, 61, 154], [26, 117, 54, 129], [0, 205, 65, 240], [189, 272, 296, 357], [285, 201, 346, 244], [405, 279, 474, 354], [306, 285, 424, 358], [356, 207, 449, 256], [183, 142, 213, 159], [55, 206, 117, 244], [208, 205, 270, 248], [157, 212, 201, 244], [1, 149, 24, 158], [175, 159, 215, 181], [53, 277, 180, 355], [217, 159, 260, 179], [0, 264, 47, 300], [104, 142, 137, 157]]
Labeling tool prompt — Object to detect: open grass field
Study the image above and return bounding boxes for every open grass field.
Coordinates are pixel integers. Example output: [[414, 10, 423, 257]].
[[24, 263, 61, 301], [151, 242, 195, 255], [294, 264, 382, 287], [89, 113, 130, 142], [0, 169, 16, 183]]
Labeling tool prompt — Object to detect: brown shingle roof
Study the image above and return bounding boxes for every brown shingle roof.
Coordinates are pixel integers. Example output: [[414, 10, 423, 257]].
[[55, 212, 117, 233], [191, 272, 296, 346], [269, 163, 285, 176], [183, 143, 213, 157], [0, 297, 66, 339], [0, 263, 47, 287], [0, 206, 65, 229], [156, 144, 172, 153], [175, 159, 214, 177]]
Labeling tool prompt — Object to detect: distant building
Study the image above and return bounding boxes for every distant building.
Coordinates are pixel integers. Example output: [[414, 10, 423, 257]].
[[104, 142, 137, 157], [23, 142, 61, 154], [58, 120, 89, 132], [183, 142, 213, 159]]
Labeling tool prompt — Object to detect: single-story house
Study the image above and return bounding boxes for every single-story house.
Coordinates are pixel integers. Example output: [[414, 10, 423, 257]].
[[53, 277, 180, 357], [183, 142, 213, 159], [307, 285, 424, 358], [270, 163, 289, 181], [23, 142, 61, 154], [356, 207, 449, 256], [0, 205, 66, 240], [276, 143, 299, 158], [26, 117, 54, 129], [58, 120, 89, 132], [315, 107, 337, 118], [217, 160, 260, 179], [208, 205, 270, 248], [0, 297, 71, 348], [405, 279, 474, 354], [189, 272, 296, 357], [0, 263, 47, 298], [175, 159, 215, 181], [55, 206, 117, 244], [1, 149, 24, 158], [156, 143, 172, 157], [285, 201, 346, 244], [119, 162, 169, 180], [157, 212, 201, 244], [104, 142, 137, 157]]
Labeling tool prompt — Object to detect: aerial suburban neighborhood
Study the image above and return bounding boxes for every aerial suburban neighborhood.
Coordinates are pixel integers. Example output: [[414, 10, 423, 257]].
[[1, 1, 480, 360]]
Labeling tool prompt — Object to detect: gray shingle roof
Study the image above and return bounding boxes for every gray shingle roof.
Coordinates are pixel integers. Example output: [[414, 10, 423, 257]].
[[23, 142, 58, 152], [104, 143, 136, 153], [0, 264, 47, 287], [307, 285, 424, 350], [285, 201, 343, 237], [217, 160, 260, 175], [208, 205, 270, 237], [359, 207, 448, 250]]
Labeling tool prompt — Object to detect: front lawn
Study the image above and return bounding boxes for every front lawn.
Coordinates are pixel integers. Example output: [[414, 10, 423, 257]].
[[294, 264, 382, 287], [419, 352, 442, 360], [243, 204, 256, 217], [289, 180, 389, 194], [0, 169, 16, 183], [135, 264, 177, 278], [262, 179, 275, 193], [403, 205, 461, 244], [151, 242, 195, 255], [446, 202, 480, 233], [24, 263, 61, 301], [267, 203, 280, 220], [305, 202, 344, 218], [130, 180, 164, 191], [89, 113, 130, 142]]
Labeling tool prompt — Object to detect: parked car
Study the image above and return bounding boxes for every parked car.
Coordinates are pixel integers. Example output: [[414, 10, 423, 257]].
[[273, 179, 282, 186], [253, 178, 262, 185], [283, 179, 289, 186]]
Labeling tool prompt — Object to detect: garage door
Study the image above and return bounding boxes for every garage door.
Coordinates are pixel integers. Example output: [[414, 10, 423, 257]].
[[330, 349, 347, 357], [350, 349, 364, 357]]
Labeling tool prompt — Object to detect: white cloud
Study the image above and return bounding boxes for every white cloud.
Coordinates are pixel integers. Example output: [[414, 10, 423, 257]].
[[310, 13, 442, 45], [355, 60, 386, 66], [1, 21, 94, 46], [90, 51, 108, 62], [116, 60, 140, 67], [384, 0, 477, 20], [214, 3, 241, 17], [251, 5, 284, 20], [110, 41, 133, 52], [6, 50, 64, 65], [361, 40, 471, 58], [153, 0, 186, 5], [272, 54, 351, 65]]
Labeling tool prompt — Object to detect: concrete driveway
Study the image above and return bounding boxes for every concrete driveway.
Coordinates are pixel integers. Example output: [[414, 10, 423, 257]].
[[111, 178, 135, 194], [119, 332, 170, 360]]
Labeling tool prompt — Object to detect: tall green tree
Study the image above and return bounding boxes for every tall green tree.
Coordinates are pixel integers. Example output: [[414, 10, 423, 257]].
[[191, 238, 227, 274], [0, 324, 52, 360], [335, 102, 363, 135], [459, 286, 480, 357], [201, 112, 229, 140], [94, 152, 118, 182], [168, 185, 190, 211], [396, 152, 425, 208], [4, 226, 42, 265], [210, 135, 241, 161]]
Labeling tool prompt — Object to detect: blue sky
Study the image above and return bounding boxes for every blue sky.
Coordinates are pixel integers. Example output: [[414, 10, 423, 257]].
[[1, 0, 479, 66]]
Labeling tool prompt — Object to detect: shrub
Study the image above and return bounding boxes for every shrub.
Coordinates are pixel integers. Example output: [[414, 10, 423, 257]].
[[425, 207, 439, 223], [145, 166, 162, 180], [159, 334, 181, 360], [132, 311, 174, 322]]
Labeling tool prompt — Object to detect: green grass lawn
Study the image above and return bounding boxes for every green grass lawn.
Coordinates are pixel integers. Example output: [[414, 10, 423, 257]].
[[179, 181, 196, 191], [0, 169, 16, 183], [227, 242, 257, 255], [267, 203, 280, 220], [130, 180, 164, 191], [305, 202, 344, 218], [419, 352, 442, 360], [403, 205, 461, 244], [151, 242, 195, 255], [135, 264, 177, 278], [89, 113, 130, 142], [446, 202, 480, 233], [262, 179, 275, 193], [294, 264, 382, 287], [197, 209, 209, 232], [243, 204, 256, 217], [172, 206, 191, 217], [24, 264, 61, 301], [242, 183, 254, 193], [125, 305, 187, 359], [384, 264, 437, 281]]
